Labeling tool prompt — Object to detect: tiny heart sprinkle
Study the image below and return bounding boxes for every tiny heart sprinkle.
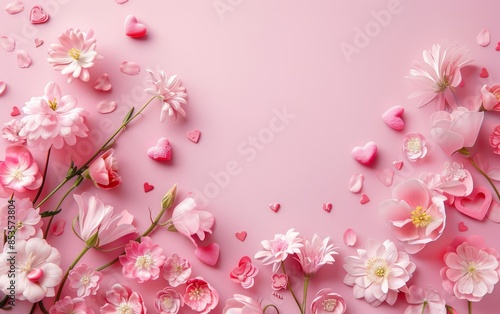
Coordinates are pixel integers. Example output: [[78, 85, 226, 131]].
[[194, 243, 219, 266], [34, 38, 44, 48], [30, 5, 49, 24], [269, 203, 280, 212], [143, 182, 154, 193], [393, 160, 403, 170], [235, 231, 247, 242], [322, 203, 332, 213], [382, 105, 405, 131], [480, 67, 489, 78], [124, 15, 147, 38], [458, 222, 468, 232], [187, 129, 201, 143], [360, 193, 370, 204], [11, 106, 20, 116], [147, 138, 172, 161]]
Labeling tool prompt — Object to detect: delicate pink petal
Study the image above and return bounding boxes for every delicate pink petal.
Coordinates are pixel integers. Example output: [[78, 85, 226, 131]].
[[50, 219, 66, 236], [343, 228, 357, 246], [0, 82, 6, 96], [0, 36, 15, 52], [16, 50, 32, 68], [477, 29, 491, 47], [5, 0, 23, 14], [96, 100, 116, 114], [120, 61, 140, 75], [487, 200, 500, 223], [348, 173, 364, 193]]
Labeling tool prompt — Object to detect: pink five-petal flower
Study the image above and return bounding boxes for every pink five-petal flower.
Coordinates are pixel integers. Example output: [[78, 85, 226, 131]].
[[67, 263, 102, 297], [430, 107, 484, 156], [1, 119, 26, 144], [403, 285, 446, 314], [47, 28, 101, 83], [379, 179, 447, 254], [183, 277, 219, 314], [119, 236, 166, 283], [20, 81, 89, 151], [49, 296, 95, 314], [441, 235, 500, 302], [295, 233, 338, 276], [154, 288, 184, 314], [254, 228, 303, 273], [101, 284, 146, 314], [310, 288, 346, 314], [145, 69, 188, 122], [0, 197, 42, 240], [0, 145, 42, 193], [222, 294, 263, 314], [172, 197, 214, 247], [229, 256, 259, 289], [343, 239, 416, 307], [480, 84, 500, 111], [163, 253, 192, 287], [489, 125, 500, 155], [85, 148, 121, 190], [402, 132, 428, 162], [419, 162, 473, 197]]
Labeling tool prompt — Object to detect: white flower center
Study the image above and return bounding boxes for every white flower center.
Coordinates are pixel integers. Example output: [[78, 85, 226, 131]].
[[135, 254, 153, 269], [117, 302, 133, 314], [406, 138, 421, 153], [162, 297, 173, 308], [10, 168, 24, 180], [322, 298, 337, 311], [68, 48, 81, 60], [366, 257, 389, 284], [271, 238, 288, 254], [80, 274, 90, 286]]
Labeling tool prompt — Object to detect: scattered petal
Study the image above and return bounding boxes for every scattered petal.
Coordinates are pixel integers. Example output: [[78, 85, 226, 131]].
[[393, 160, 403, 170], [120, 61, 140, 75], [194, 243, 219, 266], [94, 73, 112, 91], [0, 82, 6, 96], [360, 193, 370, 204], [97, 100, 116, 114], [5, 0, 23, 14], [348, 173, 364, 193], [16, 50, 31, 68], [0, 36, 15, 52], [480, 67, 489, 78], [476, 29, 491, 47], [487, 200, 500, 223], [376, 168, 394, 186], [51, 219, 66, 236], [343, 228, 357, 246], [34, 38, 44, 48]]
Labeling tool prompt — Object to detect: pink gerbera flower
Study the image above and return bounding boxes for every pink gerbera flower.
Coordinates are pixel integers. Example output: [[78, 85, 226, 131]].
[[0, 145, 42, 193], [101, 284, 146, 314], [163, 253, 192, 287], [183, 277, 219, 314], [49, 296, 95, 314], [119, 236, 166, 283], [295, 234, 338, 276], [68, 263, 102, 297], [0, 197, 41, 240], [403, 285, 446, 314], [145, 69, 187, 122], [254, 228, 303, 273]]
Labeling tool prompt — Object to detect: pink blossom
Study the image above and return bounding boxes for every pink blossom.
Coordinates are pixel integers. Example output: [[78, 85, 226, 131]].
[[295, 234, 338, 276], [310, 289, 346, 314], [47, 28, 100, 83], [408, 41, 471, 110], [145, 69, 188, 122], [119, 236, 166, 283], [254, 228, 303, 273], [20, 81, 89, 150], [402, 133, 428, 162], [441, 235, 500, 302], [0, 237, 62, 302], [379, 179, 446, 254], [403, 285, 446, 314], [0, 145, 42, 193], [1, 119, 26, 144], [420, 162, 473, 197], [480, 84, 500, 111], [0, 197, 41, 240], [49, 296, 95, 314], [222, 294, 263, 314], [172, 197, 214, 247], [154, 288, 184, 314], [430, 107, 484, 156], [85, 149, 121, 190], [489, 125, 500, 155], [343, 239, 416, 307], [163, 254, 192, 287], [68, 263, 102, 297], [101, 284, 146, 314], [183, 277, 219, 314], [229, 256, 258, 289]]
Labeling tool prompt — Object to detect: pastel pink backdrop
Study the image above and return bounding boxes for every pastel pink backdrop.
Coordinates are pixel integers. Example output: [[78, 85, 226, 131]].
[[1, 0, 500, 313]]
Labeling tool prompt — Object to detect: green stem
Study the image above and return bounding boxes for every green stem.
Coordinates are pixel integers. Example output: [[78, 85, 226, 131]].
[[32, 147, 52, 205], [54, 246, 90, 302], [468, 300, 472, 314], [281, 262, 304, 314], [470, 158, 500, 201], [421, 301, 428, 314], [263, 304, 280, 313], [302, 276, 310, 313], [34, 177, 71, 209]]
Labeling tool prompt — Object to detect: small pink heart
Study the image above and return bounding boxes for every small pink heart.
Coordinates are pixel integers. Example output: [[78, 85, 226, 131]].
[[143, 182, 154, 193], [269, 203, 280, 212], [94, 73, 112, 91], [352, 142, 377, 166], [360, 193, 370, 204], [187, 129, 201, 143], [496, 42, 500, 51], [382, 105, 405, 131], [34, 38, 44, 48], [10, 106, 20, 116], [322, 203, 332, 213], [27, 268, 43, 282], [271, 273, 288, 290], [124, 15, 147, 38], [454, 186, 492, 220], [194, 243, 219, 266], [458, 222, 468, 232], [480, 67, 489, 78], [393, 160, 403, 170], [235, 231, 247, 242], [30, 5, 49, 24], [147, 138, 172, 161]]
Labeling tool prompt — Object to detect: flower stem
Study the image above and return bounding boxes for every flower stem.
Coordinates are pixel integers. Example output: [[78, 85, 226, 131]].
[[421, 301, 428, 314], [470, 158, 500, 201], [32, 146, 52, 205], [281, 262, 304, 314], [34, 176, 71, 209], [302, 276, 310, 313], [468, 300, 472, 314], [54, 246, 90, 302], [263, 304, 280, 314]]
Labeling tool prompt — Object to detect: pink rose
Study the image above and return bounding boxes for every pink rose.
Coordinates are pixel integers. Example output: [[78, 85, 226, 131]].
[[310, 289, 346, 314], [86, 149, 121, 190], [183, 277, 218, 313], [481, 84, 500, 111]]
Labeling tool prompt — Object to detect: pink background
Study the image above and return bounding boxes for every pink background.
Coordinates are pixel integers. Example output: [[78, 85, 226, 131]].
[[2, 0, 500, 312]]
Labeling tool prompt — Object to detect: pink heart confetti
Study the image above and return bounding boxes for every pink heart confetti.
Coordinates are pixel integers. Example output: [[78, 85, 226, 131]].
[[0, 36, 15, 52], [5, 1, 23, 15], [0, 82, 6, 96], [97, 100, 117, 114], [30, 5, 50, 24], [360, 193, 370, 204], [143, 182, 154, 193], [94, 73, 112, 91], [16, 50, 32, 68], [120, 61, 140, 75], [377, 168, 394, 186], [393, 160, 403, 170], [124, 15, 147, 38], [487, 200, 500, 223], [147, 138, 172, 161], [271, 274, 288, 291], [458, 222, 468, 232], [194, 243, 220, 266], [10, 106, 20, 116], [322, 203, 332, 213], [476, 29, 491, 47], [269, 203, 280, 212], [454, 186, 492, 220], [187, 129, 201, 143], [116, 0, 128, 3], [382, 105, 404, 131], [34, 38, 44, 48], [50, 219, 66, 236], [348, 173, 364, 193], [352, 141, 377, 166], [480, 67, 489, 78], [343, 228, 357, 246], [235, 231, 247, 242]]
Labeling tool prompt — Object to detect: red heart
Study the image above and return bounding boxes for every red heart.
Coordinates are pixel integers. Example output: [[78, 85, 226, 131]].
[[10, 106, 20, 116], [30, 5, 49, 24], [187, 129, 201, 143], [322, 203, 332, 213], [235, 231, 247, 242], [454, 186, 491, 220], [496, 42, 500, 51], [147, 138, 172, 161], [480, 67, 489, 78], [458, 222, 468, 232], [194, 243, 219, 266], [360, 193, 370, 204], [124, 15, 147, 38], [269, 203, 280, 212], [143, 182, 154, 193]]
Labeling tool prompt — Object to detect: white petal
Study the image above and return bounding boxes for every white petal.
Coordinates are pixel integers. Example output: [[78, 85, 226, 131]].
[[349, 173, 364, 193], [343, 228, 357, 246], [5, 0, 24, 15]]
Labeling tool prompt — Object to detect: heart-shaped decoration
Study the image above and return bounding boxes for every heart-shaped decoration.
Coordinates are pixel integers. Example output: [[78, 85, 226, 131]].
[[322, 203, 332, 213], [124, 15, 147, 38], [454, 186, 492, 220], [496, 42, 500, 51], [0, 36, 15, 52], [27, 268, 43, 282], [187, 129, 201, 143], [377, 168, 394, 186], [10, 106, 20, 116], [94, 73, 112, 91], [269, 203, 280, 212], [480, 67, 489, 78], [458, 222, 468, 232], [352, 141, 377, 166], [5, 1, 24, 15], [393, 160, 403, 170], [271, 273, 288, 290], [147, 138, 172, 161], [34, 38, 44, 48], [360, 193, 370, 204], [143, 182, 154, 193], [194, 243, 219, 266], [235, 231, 247, 242], [382, 105, 405, 131], [30, 5, 50, 24]]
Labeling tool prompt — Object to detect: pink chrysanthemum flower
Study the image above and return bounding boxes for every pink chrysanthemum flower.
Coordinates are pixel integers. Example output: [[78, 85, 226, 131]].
[[154, 288, 184, 314], [20, 82, 89, 151], [47, 28, 100, 83], [222, 294, 263, 314], [68, 263, 102, 297], [183, 277, 219, 314], [0, 197, 41, 240], [1, 119, 26, 144], [403, 285, 446, 314], [145, 69, 187, 122], [343, 239, 416, 307], [295, 234, 338, 276], [408, 41, 471, 111], [101, 284, 146, 314], [162, 253, 192, 287], [119, 236, 166, 283], [310, 289, 346, 314], [49, 296, 95, 314], [254, 228, 303, 273], [229, 256, 259, 289], [0, 145, 42, 193]]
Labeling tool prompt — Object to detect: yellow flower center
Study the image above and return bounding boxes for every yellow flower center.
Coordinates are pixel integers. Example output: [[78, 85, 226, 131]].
[[135, 254, 153, 269], [375, 266, 386, 277], [189, 287, 204, 300], [162, 297, 173, 308], [68, 48, 81, 60], [366, 257, 389, 284], [117, 303, 133, 314], [411, 206, 431, 227], [81, 275, 90, 286], [406, 138, 421, 153], [322, 299, 337, 312], [437, 76, 450, 92], [48, 98, 58, 111]]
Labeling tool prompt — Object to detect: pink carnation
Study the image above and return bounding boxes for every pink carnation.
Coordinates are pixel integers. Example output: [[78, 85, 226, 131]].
[[183, 277, 219, 314], [119, 236, 166, 283]]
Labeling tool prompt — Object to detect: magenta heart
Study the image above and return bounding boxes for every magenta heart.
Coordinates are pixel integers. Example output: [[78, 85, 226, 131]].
[[124, 15, 147, 38], [10, 106, 20, 116], [143, 182, 154, 193], [195, 243, 219, 266], [352, 142, 377, 166], [147, 138, 172, 161], [454, 186, 491, 220], [235, 231, 247, 242], [393, 160, 403, 170], [382, 105, 405, 131], [269, 203, 280, 212], [458, 222, 468, 232], [30, 5, 49, 24], [360, 193, 370, 204], [187, 129, 201, 143]]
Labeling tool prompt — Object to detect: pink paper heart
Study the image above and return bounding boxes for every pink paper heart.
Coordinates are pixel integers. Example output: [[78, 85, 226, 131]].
[[271, 273, 288, 290], [458, 222, 468, 232], [382, 105, 405, 131], [147, 138, 172, 161], [97, 100, 117, 114], [235, 231, 247, 242], [480, 67, 489, 78], [124, 15, 147, 38], [322, 203, 332, 213], [10, 106, 20, 116], [348, 173, 364, 193], [30, 5, 49, 24], [143, 182, 154, 193], [5, 1, 23, 15], [0, 36, 15, 52], [0, 82, 6, 96], [476, 28, 491, 47], [16, 50, 31, 68], [194, 243, 219, 266], [377, 168, 394, 186], [352, 142, 377, 166], [393, 160, 403, 170], [360, 193, 370, 204], [454, 186, 492, 220], [94, 73, 112, 91], [269, 203, 280, 212], [120, 61, 140, 75], [34, 38, 44, 48], [187, 129, 201, 143]]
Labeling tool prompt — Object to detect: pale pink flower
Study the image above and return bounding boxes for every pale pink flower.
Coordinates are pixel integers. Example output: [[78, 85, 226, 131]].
[[68, 263, 102, 297], [154, 288, 184, 314], [0, 237, 63, 302], [49, 296, 95, 314], [0, 197, 41, 240], [1, 119, 26, 144], [420, 162, 473, 197], [163, 253, 192, 287], [20, 81, 89, 150], [222, 294, 263, 314], [85, 149, 121, 190], [101, 284, 146, 314], [254, 228, 303, 273], [480, 84, 500, 111], [379, 179, 447, 254], [430, 107, 484, 156], [119, 236, 166, 283], [229, 256, 258, 289], [310, 289, 346, 314], [172, 197, 214, 247], [402, 133, 428, 162], [0, 145, 42, 192], [490, 125, 500, 155], [145, 69, 187, 122], [441, 235, 500, 302], [47, 28, 100, 83], [408, 41, 471, 110], [343, 239, 416, 307], [295, 234, 338, 276], [183, 277, 219, 314], [403, 285, 446, 314]]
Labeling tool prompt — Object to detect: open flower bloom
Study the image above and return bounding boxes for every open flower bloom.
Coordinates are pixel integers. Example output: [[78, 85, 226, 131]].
[[20, 81, 89, 151], [420, 162, 473, 198], [154, 288, 184, 314], [229, 256, 259, 289], [408, 41, 471, 110], [119, 236, 166, 283], [172, 197, 214, 247], [0, 238, 62, 302], [441, 235, 500, 302], [49, 296, 95, 314], [310, 289, 346, 314], [101, 284, 146, 314], [222, 294, 263, 314], [68, 263, 102, 298], [145, 69, 187, 122], [2, 119, 26, 144], [163, 253, 192, 287], [403, 285, 446, 314], [47, 28, 100, 83], [430, 107, 484, 156], [85, 149, 121, 190], [0, 197, 41, 240], [402, 133, 428, 162], [254, 228, 303, 273], [480, 84, 500, 111], [295, 234, 338, 276], [183, 277, 219, 314], [0, 145, 42, 193], [379, 179, 447, 254], [343, 239, 416, 307]]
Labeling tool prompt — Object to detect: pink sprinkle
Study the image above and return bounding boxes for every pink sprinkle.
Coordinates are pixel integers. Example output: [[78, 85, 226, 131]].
[[16, 50, 32, 68], [120, 61, 140, 75]]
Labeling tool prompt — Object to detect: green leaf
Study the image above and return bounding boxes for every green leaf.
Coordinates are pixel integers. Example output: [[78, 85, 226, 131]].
[[122, 107, 135, 124], [41, 208, 62, 218]]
